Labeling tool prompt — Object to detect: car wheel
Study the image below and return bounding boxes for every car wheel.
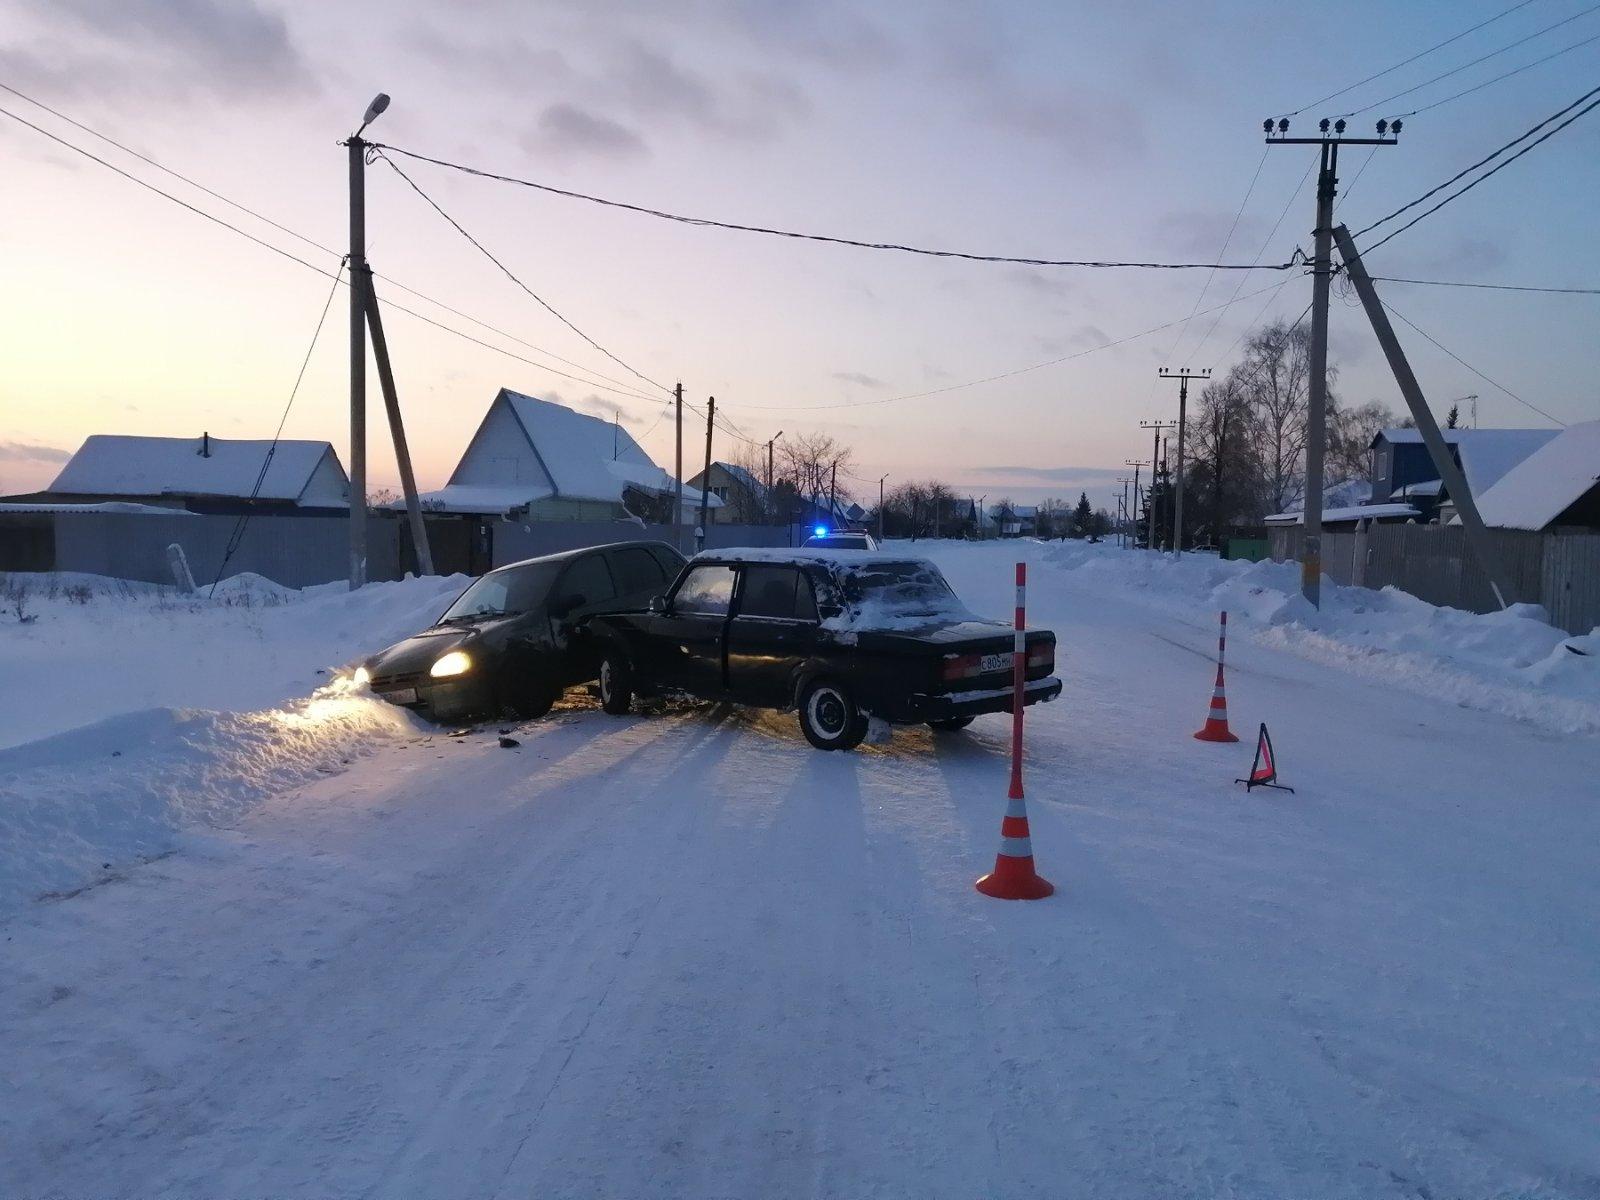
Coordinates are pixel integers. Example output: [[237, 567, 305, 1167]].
[[927, 716, 975, 733], [496, 669, 556, 721], [598, 651, 633, 715], [798, 679, 868, 751]]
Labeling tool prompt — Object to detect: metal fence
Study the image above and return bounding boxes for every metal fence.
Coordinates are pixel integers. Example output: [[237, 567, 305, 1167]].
[[1268, 523, 1600, 635]]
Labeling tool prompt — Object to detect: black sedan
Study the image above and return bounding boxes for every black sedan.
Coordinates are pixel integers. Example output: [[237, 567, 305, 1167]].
[[585, 550, 1062, 750], [358, 540, 686, 722]]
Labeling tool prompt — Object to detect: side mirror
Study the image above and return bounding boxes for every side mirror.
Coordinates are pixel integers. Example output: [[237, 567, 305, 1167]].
[[648, 594, 667, 614]]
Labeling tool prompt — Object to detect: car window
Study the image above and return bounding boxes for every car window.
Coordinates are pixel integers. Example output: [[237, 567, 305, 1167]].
[[610, 547, 666, 595], [647, 545, 686, 580], [738, 566, 817, 621], [672, 564, 736, 616], [558, 554, 617, 608], [439, 561, 560, 621]]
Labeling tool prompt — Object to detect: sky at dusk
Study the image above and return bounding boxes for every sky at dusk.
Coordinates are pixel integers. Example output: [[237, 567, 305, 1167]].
[[1, 0, 1597, 513]]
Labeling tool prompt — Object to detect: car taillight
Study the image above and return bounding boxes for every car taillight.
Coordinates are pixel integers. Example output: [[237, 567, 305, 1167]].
[[1028, 645, 1054, 671], [942, 653, 981, 682]]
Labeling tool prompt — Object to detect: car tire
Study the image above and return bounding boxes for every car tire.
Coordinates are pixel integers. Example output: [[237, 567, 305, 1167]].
[[496, 669, 556, 721], [598, 650, 633, 715], [798, 679, 868, 751], [927, 716, 975, 732]]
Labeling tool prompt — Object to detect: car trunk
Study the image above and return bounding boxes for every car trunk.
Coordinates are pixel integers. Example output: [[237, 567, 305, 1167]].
[[853, 622, 1056, 694]]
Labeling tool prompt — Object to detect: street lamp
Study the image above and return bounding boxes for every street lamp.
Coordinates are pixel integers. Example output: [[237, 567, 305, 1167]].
[[356, 93, 390, 139], [344, 92, 391, 590]]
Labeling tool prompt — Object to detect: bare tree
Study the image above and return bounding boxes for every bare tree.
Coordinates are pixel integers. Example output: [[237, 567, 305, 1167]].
[[1328, 399, 1398, 487], [1233, 320, 1335, 515], [779, 431, 855, 519]]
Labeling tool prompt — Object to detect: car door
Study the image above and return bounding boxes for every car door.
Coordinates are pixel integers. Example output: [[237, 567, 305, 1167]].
[[548, 552, 619, 683], [726, 565, 820, 707], [650, 562, 736, 697]]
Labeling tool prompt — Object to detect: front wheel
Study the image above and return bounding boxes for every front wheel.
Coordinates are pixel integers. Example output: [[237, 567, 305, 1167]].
[[598, 651, 633, 715], [496, 669, 556, 721], [798, 679, 868, 751], [927, 716, 975, 733]]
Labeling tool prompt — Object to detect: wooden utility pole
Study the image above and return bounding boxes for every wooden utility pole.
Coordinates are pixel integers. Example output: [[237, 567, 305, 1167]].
[[674, 382, 684, 553], [829, 462, 838, 528], [1138, 420, 1176, 551], [361, 268, 433, 575], [1156, 367, 1208, 556], [1265, 115, 1399, 606], [696, 397, 714, 553], [765, 430, 782, 523], [879, 474, 889, 543], [1333, 222, 1512, 608]]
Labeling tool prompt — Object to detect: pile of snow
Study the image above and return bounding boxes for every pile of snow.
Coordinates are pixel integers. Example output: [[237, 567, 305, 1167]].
[[1037, 541, 1600, 734]]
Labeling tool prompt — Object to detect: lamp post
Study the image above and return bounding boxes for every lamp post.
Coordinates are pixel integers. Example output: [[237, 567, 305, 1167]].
[[344, 92, 389, 590]]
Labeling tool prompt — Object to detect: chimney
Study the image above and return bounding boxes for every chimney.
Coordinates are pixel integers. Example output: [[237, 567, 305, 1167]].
[[200, 431, 211, 458]]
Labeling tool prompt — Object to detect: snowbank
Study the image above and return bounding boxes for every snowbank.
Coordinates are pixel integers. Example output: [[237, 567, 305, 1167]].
[[1036, 541, 1600, 734], [0, 679, 424, 914]]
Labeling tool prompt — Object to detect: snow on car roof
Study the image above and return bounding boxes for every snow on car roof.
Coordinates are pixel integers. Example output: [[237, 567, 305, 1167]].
[[689, 546, 936, 570]]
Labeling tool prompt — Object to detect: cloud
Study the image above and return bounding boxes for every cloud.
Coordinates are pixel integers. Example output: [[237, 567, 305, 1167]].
[[524, 104, 650, 161], [0, 440, 72, 464], [832, 371, 887, 389], [613, 41, 809, 141], [10, 0, 315, 103]]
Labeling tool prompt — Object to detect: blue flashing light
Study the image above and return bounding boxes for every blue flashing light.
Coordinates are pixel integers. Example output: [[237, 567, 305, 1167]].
[[813, 525, 829, 537]]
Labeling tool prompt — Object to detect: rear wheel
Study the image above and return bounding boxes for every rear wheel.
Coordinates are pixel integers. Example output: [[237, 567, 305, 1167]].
[[598, 651, 633, 715], [798, 679, 868, 751], [927, 716, 975, 733]]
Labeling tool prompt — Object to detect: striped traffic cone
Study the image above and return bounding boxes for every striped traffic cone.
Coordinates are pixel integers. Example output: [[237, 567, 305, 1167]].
[[976, 792, 1054, 900], [1194, 610, 1241, 743]]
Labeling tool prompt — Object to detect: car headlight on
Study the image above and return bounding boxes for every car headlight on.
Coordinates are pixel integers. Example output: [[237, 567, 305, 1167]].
[[430, 650, 473, 678], [352, 665, 371, 687]]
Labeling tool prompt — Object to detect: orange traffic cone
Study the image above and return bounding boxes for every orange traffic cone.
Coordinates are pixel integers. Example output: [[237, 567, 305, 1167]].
[[1194, 610, 1240, 743], [976, 792, 1054, 900]]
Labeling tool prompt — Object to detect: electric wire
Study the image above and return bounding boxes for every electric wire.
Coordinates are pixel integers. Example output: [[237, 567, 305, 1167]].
[[1337, 3, 1600, 118], [370, 141, 1300, 273], [0, 80, 666, 402], [1396, 27, 1600, 117], [1357, 89, 1600, 256], [210, 259, 346, 595], [1371, 275, 1600, 294], [1166, 145, 1271, 366], [1385, 303, 1567, 425], [0, 103, 666, 405], [1352, 82, 1600, 240], [374, 150, 672, 394], [1279, 0, 1539, 117]]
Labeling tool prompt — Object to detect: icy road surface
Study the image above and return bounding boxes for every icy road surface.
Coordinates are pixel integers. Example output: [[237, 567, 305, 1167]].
[[4, 542, 1598, 1198]]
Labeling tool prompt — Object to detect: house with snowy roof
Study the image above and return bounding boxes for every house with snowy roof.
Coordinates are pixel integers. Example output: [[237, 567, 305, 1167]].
[[686, 461, 768, 522], [1368, 427, 1558, 522], [1464, 420, 1600, 532], [18, 432, 349, 514], [417, 388, 718, 523]]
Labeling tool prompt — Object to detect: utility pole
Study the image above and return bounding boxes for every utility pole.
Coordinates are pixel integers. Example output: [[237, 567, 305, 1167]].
[[696, 397, 714, 553], [1116, 478, 1134, 547], [1156, 367, 1208, 557], [765, 430, 783, 524], [1333, 223, 1513, 608], [361, 268, 433, 576], [1138, 420, 1176, 551], [1124, 459, 1144, 549], [674, 382, 684, 553], [1266, 114, 1400, 605], [829, 461, 838, 529], [879, 473, 889, 543]]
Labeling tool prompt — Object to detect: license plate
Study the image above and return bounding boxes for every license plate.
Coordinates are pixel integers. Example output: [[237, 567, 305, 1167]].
[[384, 686, 419, 705], [979, 652, 1012, 673]]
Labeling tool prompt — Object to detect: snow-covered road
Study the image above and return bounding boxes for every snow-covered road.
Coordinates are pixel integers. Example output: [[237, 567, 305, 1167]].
[[4, 542, 1598, 1197]]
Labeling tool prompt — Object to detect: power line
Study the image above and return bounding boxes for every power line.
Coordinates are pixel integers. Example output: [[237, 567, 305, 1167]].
[[1279, 0, 1539, 117], [1337, 3, 1600, 117], [0, 102, 668, 405], [737, 280, 1290, 413], [1167, 145, 1271, 365], [1371, 274, 1600, 294], [374, 150, 672, 395], [0, 82, 665, 403], [211, 259, 346, 594], [1357, 88, 1600, 256], [1385, 302, 1566, 425], [371, 141, 1301, 273], [1397, 28, 1600, 118]]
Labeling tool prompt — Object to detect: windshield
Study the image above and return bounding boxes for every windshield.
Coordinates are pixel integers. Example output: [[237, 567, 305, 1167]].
[[830, 559, 977, 628], [438, 561, 561, 622]]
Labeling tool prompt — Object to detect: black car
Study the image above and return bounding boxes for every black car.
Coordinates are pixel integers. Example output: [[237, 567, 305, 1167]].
[[358, 540, 686, 722], [585, 550, 1062, 750]]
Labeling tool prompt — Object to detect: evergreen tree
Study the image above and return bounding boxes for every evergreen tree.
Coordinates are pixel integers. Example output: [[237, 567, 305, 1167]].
[[1446, 403, 1460, 429], [1072, 492, 1093, 538]]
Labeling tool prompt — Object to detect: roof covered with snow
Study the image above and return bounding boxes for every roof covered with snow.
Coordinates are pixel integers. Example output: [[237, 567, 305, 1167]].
[[1374, 427, 1560, 495], [0, 501, 197, 517], [50, 435, 344, 504], [409, 483, 555, 515], [1470, 420, 1600, 531], [502, 391, 680, 504], [1265, 503, 1421, 526]]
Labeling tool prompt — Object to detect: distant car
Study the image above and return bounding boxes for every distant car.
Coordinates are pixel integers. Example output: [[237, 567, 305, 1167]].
[[803, 530, 878, 551], [357, 541, 687, 722], [584, 549, 1062, 750]]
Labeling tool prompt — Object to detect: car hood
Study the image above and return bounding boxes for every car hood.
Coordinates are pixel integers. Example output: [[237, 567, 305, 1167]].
[[363, 616, 515, 678]]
